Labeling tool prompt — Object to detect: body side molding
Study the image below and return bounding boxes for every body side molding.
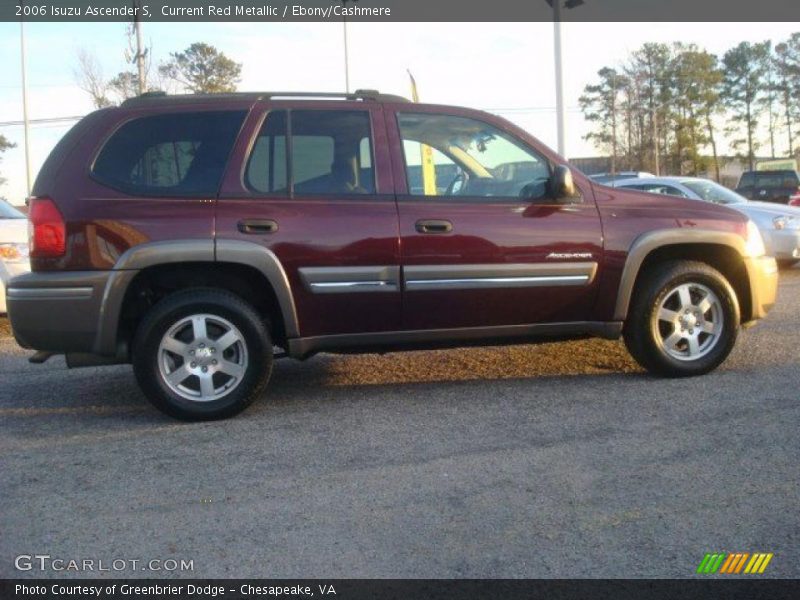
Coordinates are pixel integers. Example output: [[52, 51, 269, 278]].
[[404, 262, 597, 291], [299, 266, 400, 294], [613, 228, 747, 322]]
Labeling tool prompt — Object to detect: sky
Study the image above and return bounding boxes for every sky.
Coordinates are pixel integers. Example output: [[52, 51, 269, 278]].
[[1, 20, 799, 204]]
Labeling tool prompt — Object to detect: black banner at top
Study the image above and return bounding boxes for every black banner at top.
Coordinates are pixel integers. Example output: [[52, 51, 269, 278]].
[[4, 0, 800, 22]]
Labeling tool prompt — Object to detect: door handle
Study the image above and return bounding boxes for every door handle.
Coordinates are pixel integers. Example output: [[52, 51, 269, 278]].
[[415, 219, 453, 234], [238, 219, 279, 234]]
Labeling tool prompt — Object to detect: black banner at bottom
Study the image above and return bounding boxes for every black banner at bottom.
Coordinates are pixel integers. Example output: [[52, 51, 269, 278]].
[[2, 579, 799, 600]]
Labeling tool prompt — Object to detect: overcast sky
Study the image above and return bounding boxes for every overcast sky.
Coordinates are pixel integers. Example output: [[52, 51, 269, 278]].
[[1, 21, 799, 204]]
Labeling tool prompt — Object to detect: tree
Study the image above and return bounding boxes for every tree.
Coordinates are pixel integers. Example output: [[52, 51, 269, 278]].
[[108, 71, 140, 102], [0, 135, 16, 187], [671, 45, 722, 178], [775, 34, 800, 156], [159, 43, 241, 94], [73, 48, 112, 108], [758, 41, 779, 158], [74, 25, 153, 107], [579, 68, 627, 173], [721, 41, 769, 170], [627, 43, 672, 175]]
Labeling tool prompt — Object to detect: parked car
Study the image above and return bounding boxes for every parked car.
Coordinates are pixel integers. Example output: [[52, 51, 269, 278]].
[[0, 200, 30, 314], [589, 171, 655, 185], [7, 91, 777, 420], [613, 177, 800, 268], [735, 169, 800, 205]]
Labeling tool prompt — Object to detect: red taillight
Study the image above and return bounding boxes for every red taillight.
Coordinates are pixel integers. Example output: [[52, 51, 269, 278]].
[[790, 188, 800, 207], [28, 196, 66, 258]]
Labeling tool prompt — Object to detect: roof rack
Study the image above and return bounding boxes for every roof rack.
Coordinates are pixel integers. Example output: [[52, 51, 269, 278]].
[[121, 89, 410, 106]]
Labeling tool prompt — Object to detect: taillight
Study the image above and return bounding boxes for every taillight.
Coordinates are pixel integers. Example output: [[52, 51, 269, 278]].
[[28, 196, 66, 258], [790, 188, 800, 206]]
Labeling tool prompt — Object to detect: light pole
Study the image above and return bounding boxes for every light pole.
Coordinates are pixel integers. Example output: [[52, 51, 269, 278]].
[[341, 1, 352, 93], [19, 20, 32, 197], [132, 0, 146, 94], [547, 0, 584, 158]]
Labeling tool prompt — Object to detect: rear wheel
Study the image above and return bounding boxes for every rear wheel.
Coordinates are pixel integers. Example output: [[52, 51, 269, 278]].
[[624, 261, 740, 377], [132, 289, 272, 421]]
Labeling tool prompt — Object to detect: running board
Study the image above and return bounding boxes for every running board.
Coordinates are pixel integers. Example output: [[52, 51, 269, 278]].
[[287, 321, 624, 359]]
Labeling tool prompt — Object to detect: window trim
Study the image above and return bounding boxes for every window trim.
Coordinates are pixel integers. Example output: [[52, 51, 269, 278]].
[[242, 108, 379, 199], [89, 109, 248, 199], [241, 109, 290, 197], [395, 111, 555, 203]]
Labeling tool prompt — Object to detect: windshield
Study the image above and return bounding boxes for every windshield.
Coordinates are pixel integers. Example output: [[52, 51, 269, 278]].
[[0, 201, 25, 219], [681, 180, 747, 205]]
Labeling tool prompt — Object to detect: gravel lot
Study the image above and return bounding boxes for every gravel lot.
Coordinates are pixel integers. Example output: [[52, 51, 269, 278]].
[[1, 267, 798, 579]]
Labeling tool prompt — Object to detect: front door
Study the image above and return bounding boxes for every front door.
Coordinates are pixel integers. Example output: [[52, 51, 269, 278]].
[[216, 103, 401, 339], [387, 108, 603, 331]]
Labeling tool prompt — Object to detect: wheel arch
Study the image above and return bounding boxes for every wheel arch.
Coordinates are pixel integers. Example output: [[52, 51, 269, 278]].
[[94, 239, 299, 356], [614, 230, 752, 323]]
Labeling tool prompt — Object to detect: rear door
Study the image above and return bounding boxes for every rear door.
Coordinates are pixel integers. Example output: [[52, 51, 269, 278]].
[[216, 102, 401, 339], [386, 106, 604, 331]]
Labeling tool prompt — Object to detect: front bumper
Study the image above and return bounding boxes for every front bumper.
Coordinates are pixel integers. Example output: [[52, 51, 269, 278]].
[[743, 256, 778, 324], [764, 229, 800, 261], [6, 270, 121, 353]]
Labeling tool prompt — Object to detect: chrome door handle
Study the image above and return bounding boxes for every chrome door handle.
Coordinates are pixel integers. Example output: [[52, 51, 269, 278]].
[[415, 219, 453, 234], [238, 219, 278, 234]]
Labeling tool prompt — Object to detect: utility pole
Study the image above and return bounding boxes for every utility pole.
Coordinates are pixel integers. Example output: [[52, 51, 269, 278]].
[[133, 1, 146, 94], [20, 20, 32, 197], [548, 1, 584, 158], [552, 1, 565, 157], [341, 1, 351, 93]]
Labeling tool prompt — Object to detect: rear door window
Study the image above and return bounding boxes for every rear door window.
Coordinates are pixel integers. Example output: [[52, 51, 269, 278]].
[[93, 111, 247, 196], [245, 109, 375, 196]]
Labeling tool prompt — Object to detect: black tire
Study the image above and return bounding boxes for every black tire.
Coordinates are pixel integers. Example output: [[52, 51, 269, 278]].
[[623, 260, 740, 377], [132, 288, 272, 421]]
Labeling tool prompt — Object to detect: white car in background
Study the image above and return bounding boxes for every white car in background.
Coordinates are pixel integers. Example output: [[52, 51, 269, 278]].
[[0, 201, 30, 314], [613, 176, 800, 268]]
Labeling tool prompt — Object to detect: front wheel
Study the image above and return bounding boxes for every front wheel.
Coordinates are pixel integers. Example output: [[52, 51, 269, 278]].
[[132, 289, 273, 421], [624, 261, 740, 377]]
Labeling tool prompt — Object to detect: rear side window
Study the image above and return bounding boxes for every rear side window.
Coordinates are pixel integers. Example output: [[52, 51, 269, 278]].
[[245, 109, 375, 196], [93, 111, 246, 196], [737, 172, 754, 187]]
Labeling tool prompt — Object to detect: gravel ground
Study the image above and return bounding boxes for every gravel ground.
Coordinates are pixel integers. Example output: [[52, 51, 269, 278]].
[[0, 266, 798, 578]]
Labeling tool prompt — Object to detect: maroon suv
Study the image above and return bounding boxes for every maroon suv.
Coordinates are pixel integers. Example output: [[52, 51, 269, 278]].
[[7, 90, 778, 420]]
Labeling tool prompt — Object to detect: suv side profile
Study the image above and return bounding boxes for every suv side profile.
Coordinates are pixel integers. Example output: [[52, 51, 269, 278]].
[[7, 91, 779, 420]]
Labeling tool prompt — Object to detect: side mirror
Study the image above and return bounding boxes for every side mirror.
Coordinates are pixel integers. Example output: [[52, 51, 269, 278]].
[[551, 165, 578, 202]]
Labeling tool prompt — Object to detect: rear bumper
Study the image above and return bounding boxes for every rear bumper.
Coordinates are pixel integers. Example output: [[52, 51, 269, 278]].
[[743, 256, 778, 324], [6, 270, 129, 355]]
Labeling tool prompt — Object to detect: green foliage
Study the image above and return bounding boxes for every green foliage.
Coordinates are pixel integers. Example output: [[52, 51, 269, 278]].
[[580, 34, 800, 178], [158, 43, 242, 94], [0, 134, 16, 187], [721, 41, 770, 169]]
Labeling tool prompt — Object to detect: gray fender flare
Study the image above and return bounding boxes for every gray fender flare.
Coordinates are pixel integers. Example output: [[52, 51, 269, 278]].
[[613, 229, 747, 322], [93, 239, 299, 355], [215, 239, 300, 338]]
